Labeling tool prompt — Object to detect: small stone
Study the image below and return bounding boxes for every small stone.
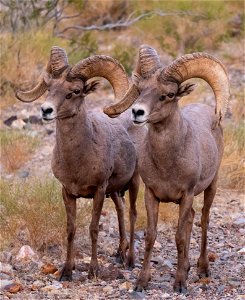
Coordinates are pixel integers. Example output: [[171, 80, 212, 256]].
[[102, 285, 113, 293], [228, 279, 241, 287], [31, 280, 45, 291], [119, 281, 132, 290], [18, 170, 29, 179], [24, 115, 42, 125], [233, 217, 245, 226], [198, 277, 211, 285], [11, 119, 26, 130], [4, 282, 23, 293], [0, 273, 11, 280], [3, 116, 17, 127], [208, 252, 218, 262], [154, 241, 162, 249], [0, 279, 13, 290], [41, 263, 58, 275], [15, 245, 38, 262], [163, 259, 173, 269], [238, 247, 245, 254], [129, 291, 146, 299], [0, 262, 13, 276], [135, 231, 144, 240], [41, 282, 62, 292]]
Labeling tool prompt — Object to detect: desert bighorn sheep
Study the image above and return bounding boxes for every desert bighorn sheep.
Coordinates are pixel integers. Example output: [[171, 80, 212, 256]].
[[104, 45, 230, 293], [16, 46, 144, 281]]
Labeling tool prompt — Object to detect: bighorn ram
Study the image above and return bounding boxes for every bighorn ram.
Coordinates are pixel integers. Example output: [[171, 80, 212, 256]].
[[16, 47, 144, 281], [104, 45, 230, 293]]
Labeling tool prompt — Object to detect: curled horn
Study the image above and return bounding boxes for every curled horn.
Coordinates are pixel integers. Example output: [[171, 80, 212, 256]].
[[16, 46, 69, 102], [69, 55, 129, 101], [104, 45, 162, 117], [139, 44, 161, 77], [162, 53, 230, 122]]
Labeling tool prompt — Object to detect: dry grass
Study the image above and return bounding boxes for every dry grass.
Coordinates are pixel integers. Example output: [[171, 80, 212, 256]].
[[0, 129, 39, 173], [0, 31, 68, 108], [0, 177, 92, 251], [220, 121, 245, 190]]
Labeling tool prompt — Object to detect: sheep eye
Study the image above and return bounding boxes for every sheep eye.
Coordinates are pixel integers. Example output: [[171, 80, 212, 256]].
[[73, 89, 80, 95], [167, 93, 175, 98], [159, 95, 166, 101], [66, 93, 72, 99]]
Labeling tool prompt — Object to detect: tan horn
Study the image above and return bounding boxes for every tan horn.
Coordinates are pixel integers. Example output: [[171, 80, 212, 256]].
[[69, 55, 129, 101], [50, 46, 69, 76], [103, 45, 161, 116], [103, 84, 140, 117], [15, 62, 52, 103], [139, 44, 161, 77], [162, 52, 230, 121]]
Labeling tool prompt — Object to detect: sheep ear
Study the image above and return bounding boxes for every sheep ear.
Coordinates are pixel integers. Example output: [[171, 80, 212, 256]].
[[83, 80, 100, 95], [176, 83, 196, 100]]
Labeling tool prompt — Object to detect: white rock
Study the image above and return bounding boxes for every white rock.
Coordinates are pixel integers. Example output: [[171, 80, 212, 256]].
[[0, 279, 13, 290], [154, 240, 162, 249], [11, 119, 26, 130], [41, 282, 62, 292], [102, 285, 113, 293], [234, 217, 245, 226], [0, 262, 13, 276], [16, 245, 38, 262], [238, 247, 245, 254]]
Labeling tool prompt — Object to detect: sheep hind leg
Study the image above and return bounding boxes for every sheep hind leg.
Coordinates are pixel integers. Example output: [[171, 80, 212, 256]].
[[127, 172, 140, 269], [197, 178, 217, 278], [60, 187, 77, 281], [88, 187, 105, 279], [111, 192, 129, 264]]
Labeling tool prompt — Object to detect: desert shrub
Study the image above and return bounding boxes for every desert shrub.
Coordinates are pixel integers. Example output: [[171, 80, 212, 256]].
[[0, 177, 92, 250], [0, 31, 67, 107], [220, 121, 245, 190], [111, 43, 136, 74], [0, 129, 39, 173]]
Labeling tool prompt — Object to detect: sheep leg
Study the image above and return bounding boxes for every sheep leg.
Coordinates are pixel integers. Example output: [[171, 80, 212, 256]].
[[185, 207, 195, 275], [60, 187, 77, 281], [88, 187, 105, 279], [135, 187, 159, 292], [197, 179, 216, 278], [111, 192, 128, 264], [174, 192, 194, 294], [127, 172, 140, 269]]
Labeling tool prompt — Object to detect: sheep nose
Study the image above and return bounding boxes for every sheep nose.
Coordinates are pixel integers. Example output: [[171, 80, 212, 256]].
[[132, 108, 145, 118], [41, 107, 53, 115]]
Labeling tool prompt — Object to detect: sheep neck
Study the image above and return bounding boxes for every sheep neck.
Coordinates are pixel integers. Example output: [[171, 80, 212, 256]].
[[55, 106, 93, 165], [147, 107, 188, 165]]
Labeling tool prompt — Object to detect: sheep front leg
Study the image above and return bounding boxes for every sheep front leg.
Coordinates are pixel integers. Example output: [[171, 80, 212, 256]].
[[88, 186, 105, 279], [111, 192, 129, 264], [135, 187, 159, 292], [174, 192, 194, 294], [197, 179, 216, 278], [127, 172, 140, 269], [60, 187, 77, 281]]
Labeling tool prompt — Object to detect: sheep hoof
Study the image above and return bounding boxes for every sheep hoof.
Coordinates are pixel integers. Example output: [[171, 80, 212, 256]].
[[59, 269, 72, 282], [126, 257, 135, 270], [198, 270, 211, 278], [115, 253, 124, 264], [173, 285, 188, 294], [133, 285, 144, 292]]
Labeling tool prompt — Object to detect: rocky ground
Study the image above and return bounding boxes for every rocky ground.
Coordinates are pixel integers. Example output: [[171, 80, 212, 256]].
[[0, 189, 244, 300], [1, 89, 244, 299]]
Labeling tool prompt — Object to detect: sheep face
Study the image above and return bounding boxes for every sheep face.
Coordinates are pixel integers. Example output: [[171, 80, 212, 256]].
[[40, 73, 99, 121], [131, 71, 195, 125]]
